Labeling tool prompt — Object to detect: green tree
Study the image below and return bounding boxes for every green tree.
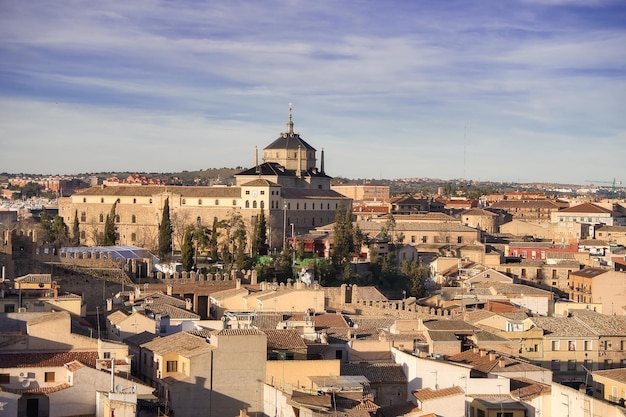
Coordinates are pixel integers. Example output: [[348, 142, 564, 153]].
[[296, 240, 305, 262], [21, 182, 40, 199], [158, 198, 172, 260], [251, 209, 269, 259], [71, 210, 80, 246], [51, 216, 69, 247], [181, 226, 194, 271], [39, 208, 53, 243], [208, 218, 220, 261], [332, 201, 354, 281], [103, 202, 117, 246], [401, 260, 429, 298]]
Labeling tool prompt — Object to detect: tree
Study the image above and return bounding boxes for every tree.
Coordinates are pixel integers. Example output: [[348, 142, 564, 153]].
[[181, 226, 194, 271], [250, 209, 269, 259], [401, 260, 429, 298], [158, 198, 172, 260], [332, 201, 354, 281], [208, 218, 220, 261], [103, 202, 117, 246], [71, 210, 80, 246], [39, 208, 53, 244], [51, 216, 69, 248]]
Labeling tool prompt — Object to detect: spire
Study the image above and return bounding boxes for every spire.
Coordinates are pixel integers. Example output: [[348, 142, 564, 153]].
[[320, 148, 325, 174], [285, 103, 294, 135], [254, 146, 259, 174]]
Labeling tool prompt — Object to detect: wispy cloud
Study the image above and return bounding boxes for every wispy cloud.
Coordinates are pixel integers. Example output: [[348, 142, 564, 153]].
[[0, 0, 624, 183]]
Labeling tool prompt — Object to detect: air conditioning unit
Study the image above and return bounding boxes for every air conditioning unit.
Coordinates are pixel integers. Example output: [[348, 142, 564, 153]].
[[18, 307, 26, 313]]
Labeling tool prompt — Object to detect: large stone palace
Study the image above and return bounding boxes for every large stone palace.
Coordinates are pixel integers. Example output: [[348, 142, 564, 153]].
[[58, 108, 350, 253]]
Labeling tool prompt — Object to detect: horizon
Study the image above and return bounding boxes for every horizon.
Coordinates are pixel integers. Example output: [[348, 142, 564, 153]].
[[1, 1, 624, 184]]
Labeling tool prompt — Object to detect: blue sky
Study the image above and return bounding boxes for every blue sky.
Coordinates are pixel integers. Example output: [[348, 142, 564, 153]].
[[0, 0, 624, 184]]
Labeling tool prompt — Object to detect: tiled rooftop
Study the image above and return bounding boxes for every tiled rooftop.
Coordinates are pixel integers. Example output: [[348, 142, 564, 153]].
[[141, 331, 212, 357], [0, 351, 99, 368], [341, 362, 407, 384], [263, 329, 307, 350], [145, 303, 200, 320], [593, 368, 626, 384], [528, 317, 595, 337], [575, 315, 626, 336], [510, 377, 551, 400], [447, 350, 544, 375], [413, 386, 464, 401]]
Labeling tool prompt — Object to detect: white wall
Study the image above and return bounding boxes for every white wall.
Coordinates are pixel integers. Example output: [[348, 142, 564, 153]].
[[392, 348, 510, 397]]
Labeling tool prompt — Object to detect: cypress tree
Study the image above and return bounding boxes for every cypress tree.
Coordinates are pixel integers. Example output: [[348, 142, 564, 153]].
[[181, 226, 194, 271], [72, 210, 80, 246], [158, 198, 172, 260], [103, 202, 117, 246]]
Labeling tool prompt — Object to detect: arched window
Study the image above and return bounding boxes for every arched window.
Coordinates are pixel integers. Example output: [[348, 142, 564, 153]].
[[99, 213, 104, 222], [131, 215, 136, 224], [115, 215, 120, 223], [101, 198, 104, 203], [198, 199, 202, 205], [260, 201, 265, 209], [80, 212, 86, 222], [197, 216, 202, 226], [297, 203, 300, 210], [215, 199, 219, 206], [245, 200, 250, 208], [253, 201, 257, 208], [133, 198, 136, 204], [82, 198, 86, 203]]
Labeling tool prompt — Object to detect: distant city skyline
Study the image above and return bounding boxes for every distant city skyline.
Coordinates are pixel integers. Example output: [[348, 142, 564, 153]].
[[1, 0, 624, 184]]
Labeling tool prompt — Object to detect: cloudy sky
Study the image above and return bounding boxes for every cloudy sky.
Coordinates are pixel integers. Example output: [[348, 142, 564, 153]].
[[0, 0, 624, 184]]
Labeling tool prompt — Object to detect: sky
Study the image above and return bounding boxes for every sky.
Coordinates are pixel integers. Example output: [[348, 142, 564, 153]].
[[0, 0, 624, 184]]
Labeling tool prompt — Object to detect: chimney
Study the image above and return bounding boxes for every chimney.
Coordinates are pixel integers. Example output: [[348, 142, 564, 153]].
[[473, 347, 479, 354], [261, 281, 267, 291], [106, 298, 113, 312], [489, 352, 497, 361], [185, 298, 192, 310], [320, 148, 325, 174], [498, 358, 505, 368], [480, 349, 486, 357], [166, 285, 172, 296], [236, 278, 241, 289]]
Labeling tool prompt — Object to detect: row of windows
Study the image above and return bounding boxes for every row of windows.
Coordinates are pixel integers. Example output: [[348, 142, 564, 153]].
[[410, 235, 464, 244], [551, 340, 626, 351], [281, 202, 337, 211], [83, 197, 153, 204], [551, 358, 626, 370], [0, 372, 55, 384]]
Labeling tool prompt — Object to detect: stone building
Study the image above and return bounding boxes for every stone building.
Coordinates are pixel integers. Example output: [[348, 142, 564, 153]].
[[58, 108, 350, 254]]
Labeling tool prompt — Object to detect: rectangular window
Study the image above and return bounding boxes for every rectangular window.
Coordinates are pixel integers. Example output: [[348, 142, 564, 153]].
[[584, 340, 592, 351], [568, 341, 576, 351], [4, 304, 15, 313], [0, 374, 9, 383], [551, 360, 560, 370], [568, 359, 576, 370], [166, 360, 178, 372], [104, 352, 111, 359], [45, 372, 55, 382], [604, 359, 613, 369], [552, 340, 560, 351]]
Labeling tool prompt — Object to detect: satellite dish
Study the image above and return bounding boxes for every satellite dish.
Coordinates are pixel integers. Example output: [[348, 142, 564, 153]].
[[21, 380, 30, 388], [115, 384, 123, 393]]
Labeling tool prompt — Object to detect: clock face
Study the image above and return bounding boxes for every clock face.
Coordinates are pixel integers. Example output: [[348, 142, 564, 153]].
[[252, 191, 258, 197]]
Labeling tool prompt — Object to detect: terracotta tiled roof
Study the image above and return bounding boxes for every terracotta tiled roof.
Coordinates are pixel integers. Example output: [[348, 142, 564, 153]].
[[341, 362, 407, 384], [217, 328, 265, 336], [528, 316, 595, 337], [0, 351, 99, 368], [136, 292, 187, 308], [107, 310, 129, 325], [413, 386, 464, 401], [558, 203, 611, 214], [141, 332, 212, 357], [510, 377, 551, 400], [422, 320, 478, 332], [145, 303, 200, 320], [15, 273, 52, 283], [264, 329, 307, 350], [569, 267, 608, 279], [240, 178, 278, 187], [491, 200, 561, 209], [347, 316, 396, 331], [575, 315, 626, 336], [0, 382, 71, 395], [447, 350, 544, 374], [76, 185, 241, 198], [593, 368, 626, 384], [64, 360, 85, 372]]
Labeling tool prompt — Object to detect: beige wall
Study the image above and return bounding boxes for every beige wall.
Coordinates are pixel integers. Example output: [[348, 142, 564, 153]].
[[266, 359, 340, 391]]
